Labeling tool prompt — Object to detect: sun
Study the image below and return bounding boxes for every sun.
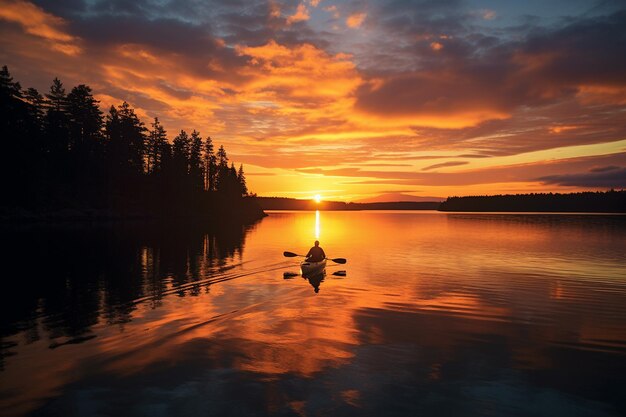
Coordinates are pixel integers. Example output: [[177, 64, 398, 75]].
[[314, 194, 321, 203]]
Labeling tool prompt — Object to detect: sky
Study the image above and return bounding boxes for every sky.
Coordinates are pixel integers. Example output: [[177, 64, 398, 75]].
[[1, 0, 625, 201]]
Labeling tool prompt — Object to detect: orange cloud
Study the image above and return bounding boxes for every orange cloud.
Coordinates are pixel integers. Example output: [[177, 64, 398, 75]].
[[549, 125, 578, 134], [287, 4, 310, 25], [236, 40, 361, 121], [0, 0, 81, 55], [346, 12, 366, 28], [577, 85, 626, 105], [430, 41, 443, 51]]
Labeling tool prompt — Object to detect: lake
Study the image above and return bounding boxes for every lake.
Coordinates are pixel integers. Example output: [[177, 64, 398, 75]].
[[1, 211, 626, 416]]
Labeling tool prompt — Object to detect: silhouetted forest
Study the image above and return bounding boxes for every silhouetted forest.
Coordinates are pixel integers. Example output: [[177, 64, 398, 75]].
[[0, 66, 263, 222], [439, 190, 626, 212], [256, 197, 440, 210]]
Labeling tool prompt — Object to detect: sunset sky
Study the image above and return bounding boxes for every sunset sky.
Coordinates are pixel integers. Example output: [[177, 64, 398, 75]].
[[1, 0, 625, 201]]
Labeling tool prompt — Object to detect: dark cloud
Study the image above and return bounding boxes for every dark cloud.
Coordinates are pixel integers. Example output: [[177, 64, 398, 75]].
[[590, 165, 621, 173], [457, 154, 491, 158], [519, 10, 626, 87], [70, 16, 214, 53], [91, 0, 151, 16], [357, 163, 413, 167], [296, 153, 626, 187], [537, 167, 626, 188], [104, 85, 172, 113], [66, 15, 249, 83], [404, 97, 626, 156], [422, 161, 468, 171], [156, 81, 193, 100], [377, 0, 467, 37], [355, 10, 626, 121]]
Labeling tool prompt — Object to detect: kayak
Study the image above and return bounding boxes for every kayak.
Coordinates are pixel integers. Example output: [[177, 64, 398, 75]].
[[300, 259, 326, 277]]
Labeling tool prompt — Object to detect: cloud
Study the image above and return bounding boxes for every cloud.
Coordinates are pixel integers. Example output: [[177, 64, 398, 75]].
[[269, 0, 281, 18], [324, 5, 339, 18], [3, 0, 626, 199], [353, 9, 626, 127], [590, 165, 621, 173], [346, 12, 366, 28], [354, 192, 445, 203], [354, 71, 511, 128], [287, 3, 310, 25], [0, 0, 81, 54], [537, 167, 626, 188], [476, 9, 496, 20], [233, 40, 362, 131], [430, 41, 443, 51], [296, 153, 626, 187], [422, 161, 468, 171]]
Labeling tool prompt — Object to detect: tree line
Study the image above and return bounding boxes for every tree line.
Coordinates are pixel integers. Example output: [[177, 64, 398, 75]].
[[438, 190, 626, 213], [0, 65, 258, 220]]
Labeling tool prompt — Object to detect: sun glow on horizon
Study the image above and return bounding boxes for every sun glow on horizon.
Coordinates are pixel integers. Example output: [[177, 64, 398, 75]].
[[314, 194, 322, 203]]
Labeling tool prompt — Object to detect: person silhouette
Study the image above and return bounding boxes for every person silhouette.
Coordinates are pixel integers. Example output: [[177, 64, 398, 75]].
[[305, 240, 326, 262]]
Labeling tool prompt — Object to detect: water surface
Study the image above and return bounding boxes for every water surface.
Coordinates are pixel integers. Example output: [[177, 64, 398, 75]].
[[1, 211, 626, 416]]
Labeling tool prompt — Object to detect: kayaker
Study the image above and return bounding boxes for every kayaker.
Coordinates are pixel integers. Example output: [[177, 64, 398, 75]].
[[305, 240, 326, 262]]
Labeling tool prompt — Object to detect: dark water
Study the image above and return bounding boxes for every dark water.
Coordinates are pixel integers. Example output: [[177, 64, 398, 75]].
[[1, 211, 626, 417]]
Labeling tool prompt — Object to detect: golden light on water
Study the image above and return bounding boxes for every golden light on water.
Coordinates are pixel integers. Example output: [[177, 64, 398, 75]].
[[315, 210, 320, 239]]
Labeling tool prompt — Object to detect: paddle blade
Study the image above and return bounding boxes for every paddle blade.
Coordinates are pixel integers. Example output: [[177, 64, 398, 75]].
[[329, 257, 346, 264], [283, 251, 299, 257]]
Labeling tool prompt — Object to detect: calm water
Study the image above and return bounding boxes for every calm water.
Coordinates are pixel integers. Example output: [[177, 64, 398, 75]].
[[1, 211, 626, 417]]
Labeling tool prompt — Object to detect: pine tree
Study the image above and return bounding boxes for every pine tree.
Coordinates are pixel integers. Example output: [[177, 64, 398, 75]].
[[216, 145, 228, 168], [215, 145, 229, 192], [147, 117, 167, 174], [66, 84, 103, 154], [237, 164, 248, 196], [0, 66, 31, 204], [203, 136, 217, 191], [46, 78, 66, 112], [44, 78, 70, 156], [189, 130, 203, 190], [117, 101, 146, 174], [64, 84, 104, 201], [23, 87, 45, 130], [22, 87, 46, 182], [0, 65, 26, 136], [0, 66, 25, 126], [172, 130, 191, 179], [105, 102, 146, 179], [0, 65, 22, 97]]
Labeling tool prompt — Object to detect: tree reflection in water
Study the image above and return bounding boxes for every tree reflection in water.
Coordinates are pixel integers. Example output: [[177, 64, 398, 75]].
[[0, 220, 253, 368]]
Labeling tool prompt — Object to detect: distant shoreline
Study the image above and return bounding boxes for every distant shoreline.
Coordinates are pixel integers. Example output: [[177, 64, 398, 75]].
[[255, 190, 626, 213], [254, 197, 440, 211]]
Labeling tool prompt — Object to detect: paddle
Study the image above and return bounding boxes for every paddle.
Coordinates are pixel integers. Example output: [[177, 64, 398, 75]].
[[283, 251, 347, 264]]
